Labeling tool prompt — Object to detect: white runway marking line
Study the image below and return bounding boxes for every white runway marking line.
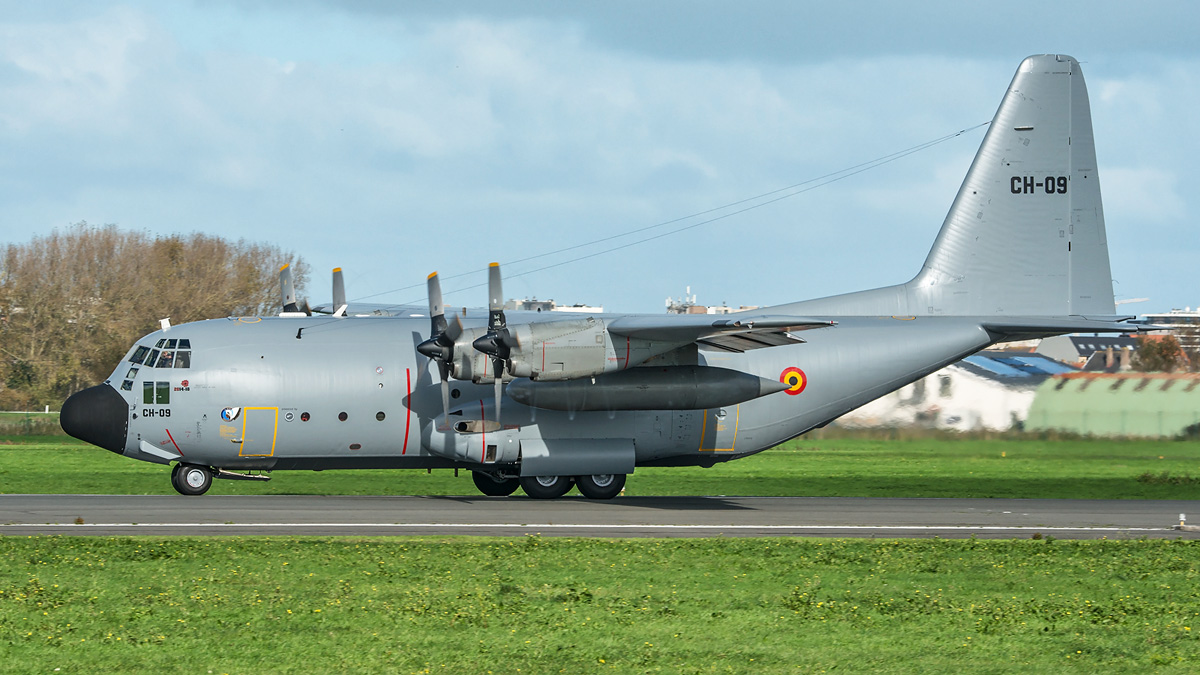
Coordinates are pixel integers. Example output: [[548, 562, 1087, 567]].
[[0, 523, 1176, 532]]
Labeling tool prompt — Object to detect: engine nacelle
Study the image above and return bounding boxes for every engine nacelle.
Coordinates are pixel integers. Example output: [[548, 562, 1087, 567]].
[[506, 318, 611, 381], [446, 317, 685, 384]]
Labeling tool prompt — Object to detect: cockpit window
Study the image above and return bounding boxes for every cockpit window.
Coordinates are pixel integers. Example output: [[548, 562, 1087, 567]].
[[133, 340, 193, 368]]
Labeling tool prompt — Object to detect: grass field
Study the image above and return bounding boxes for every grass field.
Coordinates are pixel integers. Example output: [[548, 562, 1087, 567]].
[[0, 412, 60, 438], [4, 435, 1200, 672], [2, 435, 1199, 499], [2, 536, 1198, 673]]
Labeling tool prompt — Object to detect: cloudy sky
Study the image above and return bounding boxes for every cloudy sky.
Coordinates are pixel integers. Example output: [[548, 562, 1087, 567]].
[[1, 1, 1196, 314]]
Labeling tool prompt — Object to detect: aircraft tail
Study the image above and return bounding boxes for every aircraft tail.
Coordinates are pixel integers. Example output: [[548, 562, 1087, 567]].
[[780, 54, 1116, 317]]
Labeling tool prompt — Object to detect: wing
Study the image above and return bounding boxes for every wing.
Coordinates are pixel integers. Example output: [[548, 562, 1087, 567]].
[[606, 314, 834, 342]]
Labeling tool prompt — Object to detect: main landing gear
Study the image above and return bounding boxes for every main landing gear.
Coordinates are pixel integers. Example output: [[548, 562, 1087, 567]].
[[472, 471, 521, 496], [489, 473, 628, 499]]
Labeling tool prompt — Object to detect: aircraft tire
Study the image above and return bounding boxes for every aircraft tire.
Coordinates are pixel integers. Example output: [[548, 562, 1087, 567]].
[[472, 471, 520, 496], [519, 475, 574, 499], [171, 463, 213, 496], [575, 474, 626, 500]]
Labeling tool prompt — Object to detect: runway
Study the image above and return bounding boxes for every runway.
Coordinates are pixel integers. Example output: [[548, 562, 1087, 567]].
[[2, 494, 1197, 538]]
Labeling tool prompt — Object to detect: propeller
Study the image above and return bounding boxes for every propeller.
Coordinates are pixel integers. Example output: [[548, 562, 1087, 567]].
[[331, 267, 347, 317], [279, 263, 311, 316], [471, 262, 515, 423], [416, 271, 462, 421]]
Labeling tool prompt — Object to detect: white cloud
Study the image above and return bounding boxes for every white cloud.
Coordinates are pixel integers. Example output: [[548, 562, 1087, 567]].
[[0, 5, 1196, 312]]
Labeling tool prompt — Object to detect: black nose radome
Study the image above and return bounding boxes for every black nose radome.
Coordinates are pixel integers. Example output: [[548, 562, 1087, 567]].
[[61, 385, 129, 454]]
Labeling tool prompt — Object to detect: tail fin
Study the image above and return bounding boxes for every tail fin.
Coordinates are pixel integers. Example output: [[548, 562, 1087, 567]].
[[914, 53, 1113, 315], [783, 54, 1115, 317]]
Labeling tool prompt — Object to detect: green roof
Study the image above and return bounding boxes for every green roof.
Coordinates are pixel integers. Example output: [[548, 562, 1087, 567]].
[[1027, 373, 1200, 437]]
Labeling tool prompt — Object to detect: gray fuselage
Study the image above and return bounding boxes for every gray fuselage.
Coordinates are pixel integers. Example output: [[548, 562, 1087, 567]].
[[104, 311, 992, 472]]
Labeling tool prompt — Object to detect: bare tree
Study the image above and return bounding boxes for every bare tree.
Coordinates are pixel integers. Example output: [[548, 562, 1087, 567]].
[[0, 223, 307, 409]]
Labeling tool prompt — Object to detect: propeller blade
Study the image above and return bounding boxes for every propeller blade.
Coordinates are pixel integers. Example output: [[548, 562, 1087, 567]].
[[439, 364, 451, 423], [494, 370, 503, 424], [486, 262, 505, 331], [331, 267, 347, 316], [444, 314, 463, 343], [417, 270, 458, 424], [279, 264, 300, 313], [427, 271, 448, 337]]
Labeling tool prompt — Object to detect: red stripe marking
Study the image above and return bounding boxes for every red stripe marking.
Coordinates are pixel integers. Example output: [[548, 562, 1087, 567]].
[[165, 428, 183, 455], [402, 368, 411, 454]]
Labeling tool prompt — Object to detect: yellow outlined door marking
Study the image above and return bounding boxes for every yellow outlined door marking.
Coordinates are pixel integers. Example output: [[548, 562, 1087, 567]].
[[239, 407, 279, 457], [699, 405, 739, 452]]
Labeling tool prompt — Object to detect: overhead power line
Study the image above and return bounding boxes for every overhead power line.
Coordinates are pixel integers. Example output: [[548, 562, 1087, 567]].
[[354, 121, 990, 306]]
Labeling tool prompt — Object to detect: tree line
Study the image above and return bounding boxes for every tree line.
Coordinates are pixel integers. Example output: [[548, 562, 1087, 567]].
[[0, 223, 307, 410]]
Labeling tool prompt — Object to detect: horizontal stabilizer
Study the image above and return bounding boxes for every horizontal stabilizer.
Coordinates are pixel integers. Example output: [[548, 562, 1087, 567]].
[[980, 316, 1142, 341]]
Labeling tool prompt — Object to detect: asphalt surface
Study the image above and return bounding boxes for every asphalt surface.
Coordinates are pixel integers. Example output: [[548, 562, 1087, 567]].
[[2, 494, 1197, 538]]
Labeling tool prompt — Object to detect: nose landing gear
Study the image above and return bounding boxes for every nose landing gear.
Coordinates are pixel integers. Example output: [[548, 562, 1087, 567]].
[[171, 463, 213, 496]]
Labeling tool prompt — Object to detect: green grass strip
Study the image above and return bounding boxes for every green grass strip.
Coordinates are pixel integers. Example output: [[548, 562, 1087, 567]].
[[3, 436, 1200, 499], [1, 537, 1198, 673]]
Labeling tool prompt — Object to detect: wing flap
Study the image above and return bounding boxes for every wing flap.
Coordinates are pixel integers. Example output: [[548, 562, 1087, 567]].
[[607, 314, 833, 342]]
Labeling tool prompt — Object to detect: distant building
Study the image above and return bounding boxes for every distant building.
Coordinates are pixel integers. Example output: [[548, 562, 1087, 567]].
[[836, 350, 1077, 432], [665, 287, 757, 315], [505, 298, 603, 314], [1141, 307, 1200, 362], [1036, 334, 1137, 368], [1026, 372, 1200, 438]]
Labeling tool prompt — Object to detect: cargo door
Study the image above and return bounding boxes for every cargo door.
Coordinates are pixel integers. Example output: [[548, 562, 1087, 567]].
[[239, 407, 278, 457]]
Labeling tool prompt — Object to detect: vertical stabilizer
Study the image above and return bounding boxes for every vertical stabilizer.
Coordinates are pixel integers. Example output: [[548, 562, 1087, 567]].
[[911, 53, 1113, 316], [777, 54, 1115, 317]]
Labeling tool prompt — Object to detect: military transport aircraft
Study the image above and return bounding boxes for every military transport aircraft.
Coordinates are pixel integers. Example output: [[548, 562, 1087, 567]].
[[62, 55, 1146, 498]]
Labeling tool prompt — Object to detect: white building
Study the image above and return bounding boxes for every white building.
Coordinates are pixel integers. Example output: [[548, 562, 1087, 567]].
[[505, 298, 603, 314], [836, 351, 1077, 432]]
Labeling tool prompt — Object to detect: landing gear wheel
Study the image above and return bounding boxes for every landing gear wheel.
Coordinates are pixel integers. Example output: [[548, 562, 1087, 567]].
[[519, 475, 574, 499], [575, 474, 626, 500], [171, 463, 213, 496], [472, 471, 520, 496]]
